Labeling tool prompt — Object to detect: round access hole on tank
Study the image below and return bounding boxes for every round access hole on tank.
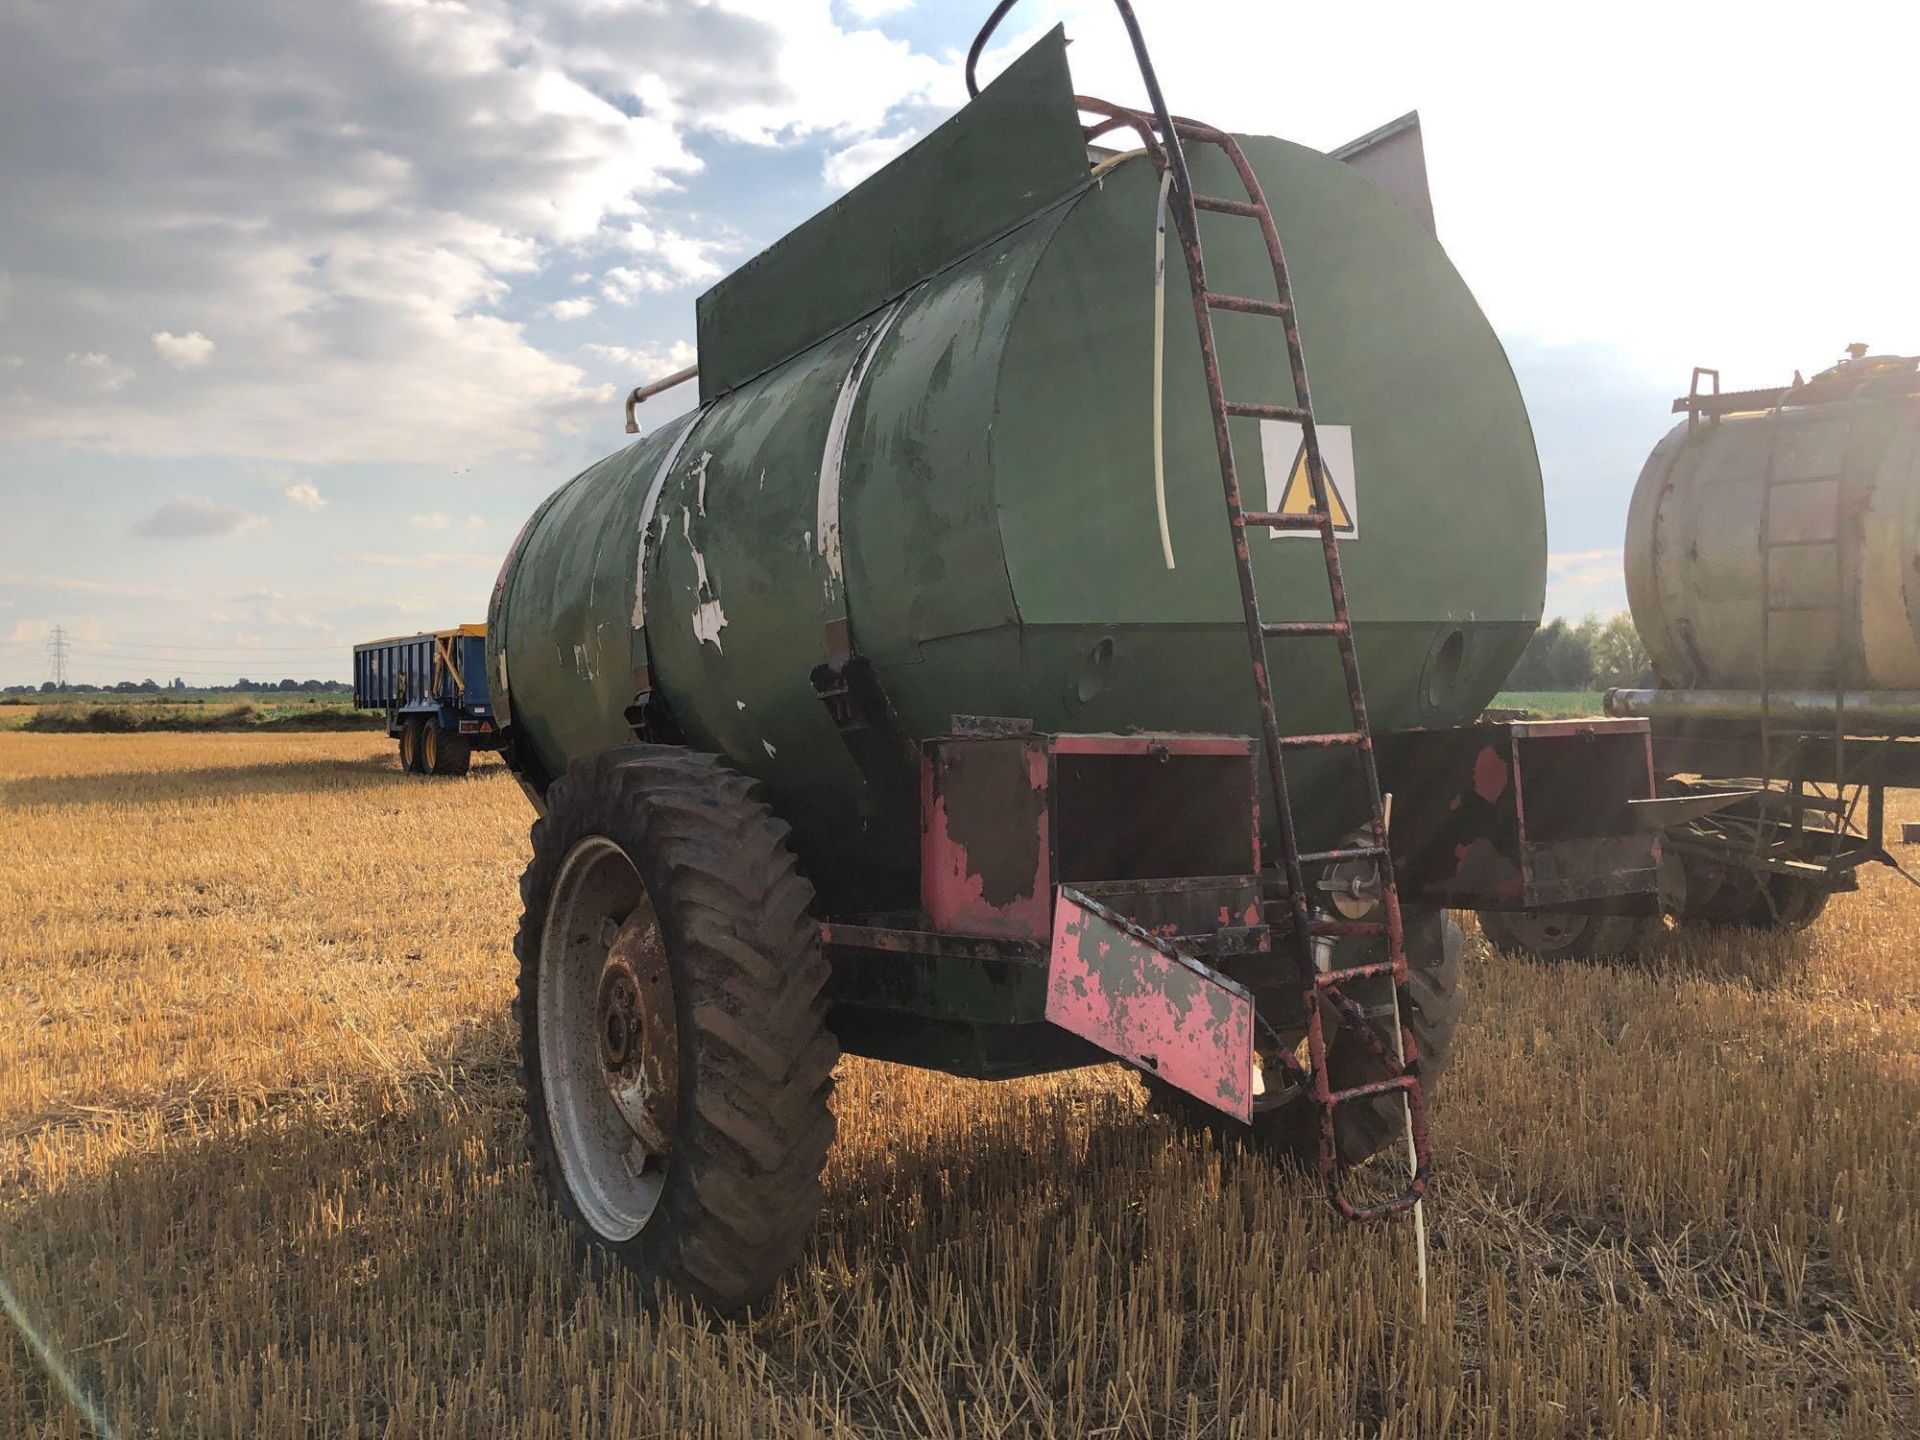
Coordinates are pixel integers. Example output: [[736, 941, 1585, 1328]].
[[1424, 628, 1466, 711], [1075, 636, 1116, 705]]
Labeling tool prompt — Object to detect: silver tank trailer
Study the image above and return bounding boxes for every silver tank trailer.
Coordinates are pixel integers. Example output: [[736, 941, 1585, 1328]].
[[1544, 346, 1920, 957], [1617, 347, 1920, 709]]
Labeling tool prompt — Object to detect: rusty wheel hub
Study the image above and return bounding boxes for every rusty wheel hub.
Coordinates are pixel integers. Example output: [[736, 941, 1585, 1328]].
[[595, 914, 678, 1161], [537, 835, 682, 1241]]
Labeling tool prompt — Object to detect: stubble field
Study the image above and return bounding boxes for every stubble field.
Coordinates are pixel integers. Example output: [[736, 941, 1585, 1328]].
[[1, 732, 1915, 1437]]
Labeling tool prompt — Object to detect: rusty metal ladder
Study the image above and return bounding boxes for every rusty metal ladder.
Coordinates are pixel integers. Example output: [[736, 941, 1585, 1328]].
[[980, 0, 1430, 1222], [1164, 126, 1429, 1222], [1755, 392, 1854, 877]]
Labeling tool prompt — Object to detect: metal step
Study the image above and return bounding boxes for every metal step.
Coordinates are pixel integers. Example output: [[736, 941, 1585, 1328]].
[[1262, 619, 1348, 637], [1206, 291, 1288, 317], [1243, 509, 1325, 529], [1224, 400, 1310, 422]]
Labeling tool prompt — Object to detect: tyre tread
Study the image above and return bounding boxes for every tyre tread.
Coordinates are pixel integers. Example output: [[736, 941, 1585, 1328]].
[[514, 743, 836, 1315]]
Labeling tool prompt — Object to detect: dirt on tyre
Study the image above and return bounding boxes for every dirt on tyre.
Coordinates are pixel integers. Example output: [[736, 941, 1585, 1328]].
[[1146, 906, 1464, 1168], [515, 743, 837, 1314]]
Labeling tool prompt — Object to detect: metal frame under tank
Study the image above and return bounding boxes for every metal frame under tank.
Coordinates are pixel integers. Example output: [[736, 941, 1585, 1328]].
[[817, 717, 1661, 1089]]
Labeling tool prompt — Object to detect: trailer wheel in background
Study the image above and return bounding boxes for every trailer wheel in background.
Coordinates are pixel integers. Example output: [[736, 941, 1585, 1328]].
[[515, 744, 837, 1315], [1673, 856, 1830, 932], [430, 728, 473, 777], [1747, 875, 1830, 930], [1144, 907, 1464, 1169], [1695, 873, 1828, 931], [398, 719, 423, 774], [422, 722, 472, 777], [1477, 908, 1657, 962]]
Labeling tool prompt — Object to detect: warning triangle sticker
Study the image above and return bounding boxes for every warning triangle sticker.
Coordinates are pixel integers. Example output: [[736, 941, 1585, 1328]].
[[1277, 442, 1353, 530]]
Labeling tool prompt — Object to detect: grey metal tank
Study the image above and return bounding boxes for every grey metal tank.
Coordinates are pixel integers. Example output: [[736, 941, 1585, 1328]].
[[1624, 347, 1920, 692]]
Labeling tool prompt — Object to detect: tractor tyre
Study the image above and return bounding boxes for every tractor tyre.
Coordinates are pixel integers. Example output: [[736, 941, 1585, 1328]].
[[1145, 906, 1464, 1169], [1477, 907, 1657, 962], [515, 744, 837, 1315], [429, 726, 472, 777], [398, 719, 424, 773]]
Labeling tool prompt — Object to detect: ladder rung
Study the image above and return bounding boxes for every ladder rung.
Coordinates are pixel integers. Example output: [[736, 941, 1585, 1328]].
[[1243, 509, 1326, 530], [1316, 957, 1403, 989], [1225, 401, 1310, 422], [1262, 619, 1349, 637], [1194, 194, 1262, 217], [1304, 918, 1390, 937], [1206, 291, 1288, 318], [1329, 1073, 1417, 1106], [1297, 843, 1387, 865], [1277, 731, 1366, 751]]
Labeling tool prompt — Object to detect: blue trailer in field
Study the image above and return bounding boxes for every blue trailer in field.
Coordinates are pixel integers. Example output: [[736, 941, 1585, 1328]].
[[352, 625, 500, 776]]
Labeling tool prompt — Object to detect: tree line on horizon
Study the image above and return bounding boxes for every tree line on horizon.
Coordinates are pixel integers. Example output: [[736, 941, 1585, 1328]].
[[1506, 612, 1650, 692], [5, 678, 351, 696]]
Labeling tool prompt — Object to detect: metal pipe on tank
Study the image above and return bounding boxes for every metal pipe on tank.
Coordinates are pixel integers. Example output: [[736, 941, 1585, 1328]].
[[624, 365, 700, 434], [1605, 687, 1920, 733]]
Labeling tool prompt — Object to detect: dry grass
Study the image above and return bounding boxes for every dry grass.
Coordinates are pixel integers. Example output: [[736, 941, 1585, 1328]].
[[1, 732, 1915, 1437]]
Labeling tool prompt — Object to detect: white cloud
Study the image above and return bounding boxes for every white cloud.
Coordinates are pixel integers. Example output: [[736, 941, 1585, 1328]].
[[582, 340, 698, 374], [360, 552, 499, 569], [283, 482, 326, 511], [0, 571, 185, 600], [822, 128, 918, 190], [844, 0, 913, 17], [619, 223, 728, 290], [600, 266, 649, 305], [466, 514, 488, 530], [598, 235, 726, 302], [661, 0, 947, 145], [133, 496, 269, 540], [0, 0, 947, 467], [151, 330, 214, 369], [410, 512, 451, 531], [546, 296, 597, 320], [64, 351, 133, 393], [1548, 549, 1622, 585]]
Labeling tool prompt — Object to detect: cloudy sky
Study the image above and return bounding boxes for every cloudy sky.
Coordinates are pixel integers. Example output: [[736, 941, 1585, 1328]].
[[2, 0, 1914, 686]]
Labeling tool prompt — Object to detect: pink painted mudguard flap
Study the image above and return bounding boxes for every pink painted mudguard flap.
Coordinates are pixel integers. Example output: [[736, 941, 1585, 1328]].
[[1044, 888, 1255, 1123]]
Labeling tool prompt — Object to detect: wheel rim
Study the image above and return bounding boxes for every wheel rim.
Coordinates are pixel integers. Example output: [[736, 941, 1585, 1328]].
[[399, 727, 414, 769], [1495, 910, 1592, 954], [539, 836, 678, 1241], [424, 725, 438, 771]]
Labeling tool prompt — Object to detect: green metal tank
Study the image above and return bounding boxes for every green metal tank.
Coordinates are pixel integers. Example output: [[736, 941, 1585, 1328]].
[[489, 30, 1544, 909]]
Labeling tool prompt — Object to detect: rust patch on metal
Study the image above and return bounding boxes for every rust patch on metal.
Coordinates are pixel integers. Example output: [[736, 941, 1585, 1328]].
[[1044, 887, 1253, 1121], [922, 737, 1052, 940], [597, 909, 678, 1158]]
